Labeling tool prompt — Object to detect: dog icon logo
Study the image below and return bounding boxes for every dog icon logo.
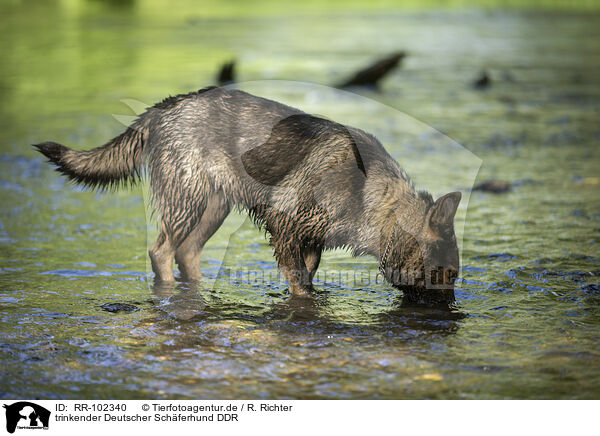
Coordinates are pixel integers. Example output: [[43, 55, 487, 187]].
[[3, 402, 50, 434]]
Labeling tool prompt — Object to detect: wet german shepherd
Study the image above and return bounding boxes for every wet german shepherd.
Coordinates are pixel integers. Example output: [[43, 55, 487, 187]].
[[35, 86, 461, 306]]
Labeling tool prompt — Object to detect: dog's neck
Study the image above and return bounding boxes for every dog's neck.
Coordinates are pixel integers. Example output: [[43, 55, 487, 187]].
[[360, 176, 431, 262]]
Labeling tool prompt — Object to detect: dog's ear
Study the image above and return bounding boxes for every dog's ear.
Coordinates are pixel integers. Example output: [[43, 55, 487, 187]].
[[427, 191, 461, 235]]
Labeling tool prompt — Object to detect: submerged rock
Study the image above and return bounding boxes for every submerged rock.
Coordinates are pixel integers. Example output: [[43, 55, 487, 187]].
[[472, 70, 491, 89], [100, 302, 140, 313], [474, 180, 511, 194]]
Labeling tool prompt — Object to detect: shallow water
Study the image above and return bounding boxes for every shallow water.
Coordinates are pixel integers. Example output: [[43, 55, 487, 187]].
[[1, 3, 599, 399]]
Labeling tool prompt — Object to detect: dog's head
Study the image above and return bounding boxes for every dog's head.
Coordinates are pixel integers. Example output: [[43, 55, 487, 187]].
[[381, 191, 461, 307]]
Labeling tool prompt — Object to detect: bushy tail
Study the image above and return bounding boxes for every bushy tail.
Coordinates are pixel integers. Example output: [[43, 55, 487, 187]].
[[34, 122, 147, 190]]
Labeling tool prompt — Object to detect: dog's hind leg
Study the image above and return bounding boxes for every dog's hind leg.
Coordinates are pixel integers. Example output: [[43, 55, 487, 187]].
[[149, 224, 176, 282], [175, 193, 230, 281]]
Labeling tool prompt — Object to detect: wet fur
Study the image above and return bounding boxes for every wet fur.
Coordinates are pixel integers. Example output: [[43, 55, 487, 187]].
[[35, 86, 460, 303]]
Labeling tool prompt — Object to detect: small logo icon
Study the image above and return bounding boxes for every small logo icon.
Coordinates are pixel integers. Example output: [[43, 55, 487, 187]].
[[3, 402, 50, 434]]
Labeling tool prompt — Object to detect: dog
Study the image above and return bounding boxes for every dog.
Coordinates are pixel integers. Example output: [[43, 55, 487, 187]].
[[35, 86, 461, 306]]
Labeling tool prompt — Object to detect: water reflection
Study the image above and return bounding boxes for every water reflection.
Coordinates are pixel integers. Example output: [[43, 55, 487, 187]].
[[267, 294, 328, 323], [152, 281, 208, 321], [150, 278, 464, 339], [379, 299, 466, 334]]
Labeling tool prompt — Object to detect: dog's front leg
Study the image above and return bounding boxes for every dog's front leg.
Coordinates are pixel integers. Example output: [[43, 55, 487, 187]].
[[303, 247, 322, 282], [273, 240, 314, 298]]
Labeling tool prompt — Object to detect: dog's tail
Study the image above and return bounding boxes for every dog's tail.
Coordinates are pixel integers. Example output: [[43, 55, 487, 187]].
[[33, 119, 148, 190]]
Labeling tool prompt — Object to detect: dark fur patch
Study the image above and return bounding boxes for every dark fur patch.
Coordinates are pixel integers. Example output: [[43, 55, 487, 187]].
[[34, 141, 67, 165], [418, 190, 434, 205], [241, 114, 366, 186]]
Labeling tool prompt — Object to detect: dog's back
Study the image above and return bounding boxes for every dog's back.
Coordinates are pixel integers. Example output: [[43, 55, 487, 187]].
[[144, 88, 396, 241]]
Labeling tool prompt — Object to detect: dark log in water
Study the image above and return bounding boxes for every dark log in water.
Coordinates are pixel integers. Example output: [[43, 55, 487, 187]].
[[474, 180, 512, 193], [472, 70, 491, 89], [337, 51, 405, 88], [217, 60, 236, 86]]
